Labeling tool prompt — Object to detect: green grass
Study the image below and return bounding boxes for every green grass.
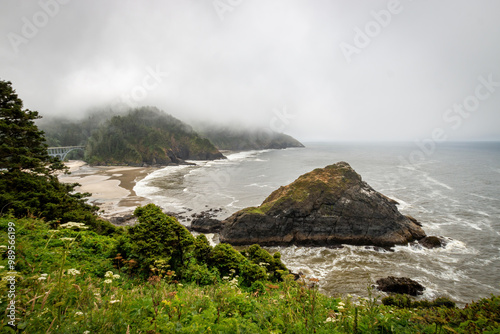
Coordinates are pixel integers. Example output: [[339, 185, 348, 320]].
[[1, 217, 499, 333]]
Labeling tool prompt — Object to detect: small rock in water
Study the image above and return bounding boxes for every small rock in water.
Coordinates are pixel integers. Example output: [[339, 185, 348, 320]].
[[419, 236, 447, 249], [376, 276, 425, 296]]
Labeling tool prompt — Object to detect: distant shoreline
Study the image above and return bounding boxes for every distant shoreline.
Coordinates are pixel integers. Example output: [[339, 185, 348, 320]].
[[59, 160, 157, 221]]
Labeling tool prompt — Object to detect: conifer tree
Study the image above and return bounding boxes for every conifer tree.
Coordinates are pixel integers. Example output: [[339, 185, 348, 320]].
[[0, 80, 115, 234], [0, 80, 64, 175]]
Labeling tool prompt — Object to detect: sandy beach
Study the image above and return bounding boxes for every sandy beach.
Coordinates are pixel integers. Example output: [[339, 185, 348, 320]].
[[59, 161, 156, 221]]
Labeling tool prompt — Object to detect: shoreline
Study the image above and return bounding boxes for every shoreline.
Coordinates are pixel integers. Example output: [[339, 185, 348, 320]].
[[59, 161, 157, 222]]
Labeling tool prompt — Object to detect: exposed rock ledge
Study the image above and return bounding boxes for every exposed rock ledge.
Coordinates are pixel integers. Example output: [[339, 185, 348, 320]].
[[219, 162, 426, 247]]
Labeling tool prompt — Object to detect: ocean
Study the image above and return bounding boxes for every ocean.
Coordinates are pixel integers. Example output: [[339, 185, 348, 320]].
[[134, 142, 500, 304]]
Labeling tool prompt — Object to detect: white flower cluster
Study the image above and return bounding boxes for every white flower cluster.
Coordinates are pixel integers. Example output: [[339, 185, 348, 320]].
[[103, 271, 120, 284], [38, 273, 48, 281], [60, 237, 75, 242], [222, 273, 239, 288], [105, 271, 120, 279], [59, 222, 88, 230], [67, 269, 81, 276]]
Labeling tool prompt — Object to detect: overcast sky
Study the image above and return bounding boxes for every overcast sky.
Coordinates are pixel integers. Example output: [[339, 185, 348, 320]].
[[1, 0, 499, 141]]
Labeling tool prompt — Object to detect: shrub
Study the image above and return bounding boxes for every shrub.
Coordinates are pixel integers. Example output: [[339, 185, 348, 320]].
[[239, 262, 267, 287], [128, 204, 195, 275], [208, 243, 246, 277], [193, 234, 212, 262], [243, 244, 288, 282]]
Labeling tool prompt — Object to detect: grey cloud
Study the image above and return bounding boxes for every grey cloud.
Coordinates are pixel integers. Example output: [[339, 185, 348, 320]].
[[1, 0, 499, 141]]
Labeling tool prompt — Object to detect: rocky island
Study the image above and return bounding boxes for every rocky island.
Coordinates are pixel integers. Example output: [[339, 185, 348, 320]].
[[218, 162, 426, 247]]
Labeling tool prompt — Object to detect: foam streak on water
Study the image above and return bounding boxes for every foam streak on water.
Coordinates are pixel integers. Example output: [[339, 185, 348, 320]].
[[134, 142, 500, 305]]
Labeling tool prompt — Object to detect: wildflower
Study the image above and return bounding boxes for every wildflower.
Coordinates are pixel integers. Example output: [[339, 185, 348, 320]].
[[67, 269, 81, 276], [83, 331, 90, 334], [0, 245, 7, 249], [337, 305, 344, 310], [59, 222, 88, 230], [94, 293, 100, 297], [75, 311, 84, 316], [338, 302, 345, 306], [222, 276, 229, 280], [228, 278, 239, 289], [41, 273, 48, 277], [113, 274, 120, 279], [110, 300, 120, 304], [60, 237, 75, 242], [104, 271, 114, 278], [0, 266, 5, 269], [324, 317, 336, 323], [38, 277, 47, 281], [104, 279, 112, 284], [259, 262, 269, 266], [48, 230, 59, 233], [229, 269, 236, 273], [177, 283, 183, 287]]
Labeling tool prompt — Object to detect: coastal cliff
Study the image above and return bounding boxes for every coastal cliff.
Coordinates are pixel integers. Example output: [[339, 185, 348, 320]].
[[219, 162, 426, 247]]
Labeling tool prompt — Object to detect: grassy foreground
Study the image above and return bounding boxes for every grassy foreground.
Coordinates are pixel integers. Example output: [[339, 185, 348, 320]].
[[0, 217, 499, 333]]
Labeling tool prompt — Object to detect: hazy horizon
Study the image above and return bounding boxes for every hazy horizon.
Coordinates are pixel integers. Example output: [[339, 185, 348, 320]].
[[1, 0, 500, 142]]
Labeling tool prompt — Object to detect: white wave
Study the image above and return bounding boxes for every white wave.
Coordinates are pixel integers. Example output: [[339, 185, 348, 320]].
[[244, 183, 272, 188], [471, 193, 500, 202], [224, 149, 271, 161], [424, 175, 453, 190], [386, 196, 411, 211], [133, 165, 193, 208]]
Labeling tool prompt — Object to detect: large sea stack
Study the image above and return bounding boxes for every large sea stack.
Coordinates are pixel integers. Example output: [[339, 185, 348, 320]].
[[219, 162, 426, 247]]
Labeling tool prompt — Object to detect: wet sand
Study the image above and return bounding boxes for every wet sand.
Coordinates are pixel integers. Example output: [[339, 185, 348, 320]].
[[59, 161, 156, 220]]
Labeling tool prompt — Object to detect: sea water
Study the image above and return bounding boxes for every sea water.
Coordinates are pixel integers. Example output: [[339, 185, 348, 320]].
[[134, 142, 500, 304]]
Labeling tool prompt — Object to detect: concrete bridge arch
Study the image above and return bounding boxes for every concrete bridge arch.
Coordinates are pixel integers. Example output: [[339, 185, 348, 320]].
[[47, 146, 85, 161]]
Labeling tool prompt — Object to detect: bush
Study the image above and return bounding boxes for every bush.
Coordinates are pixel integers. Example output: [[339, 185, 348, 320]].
[[243, 244, 288, 282], [382, 294, 456, 309], [239, 262, 267, 287], [208, 243, 246, 277], [193, 234, 212, 262], [183, 259, 220, 285], [128, 204, 195, 275]]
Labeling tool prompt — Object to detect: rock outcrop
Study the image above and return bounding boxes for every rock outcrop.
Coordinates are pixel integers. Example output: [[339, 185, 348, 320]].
[[190, 217, 225, 233], [219, 162, 426, 247], [376, 276, 425, 296]]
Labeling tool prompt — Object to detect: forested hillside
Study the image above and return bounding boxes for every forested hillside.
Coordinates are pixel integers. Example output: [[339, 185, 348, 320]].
[[196, 125, 305, 150], [40, 107, 305, 164], [85, 107, 224, 166]]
